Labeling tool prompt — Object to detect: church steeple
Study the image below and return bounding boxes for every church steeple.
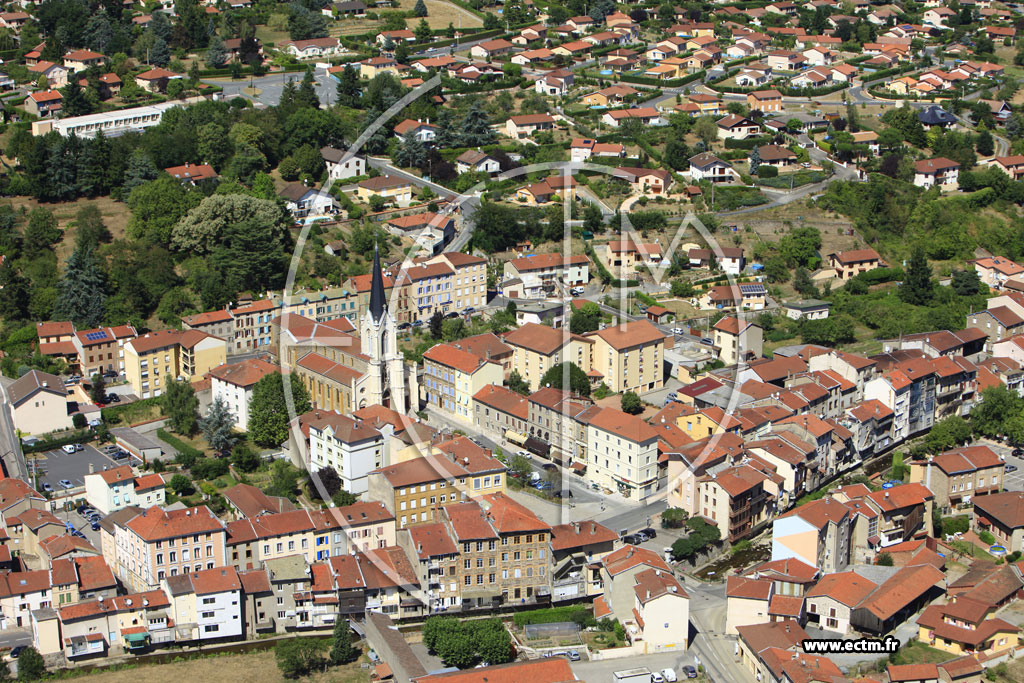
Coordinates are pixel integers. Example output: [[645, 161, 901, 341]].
[[369, 242, 386, 323]]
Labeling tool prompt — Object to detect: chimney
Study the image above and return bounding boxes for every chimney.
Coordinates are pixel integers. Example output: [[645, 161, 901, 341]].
[[89, 463, 95, 474], [418, 543, 422, 553]]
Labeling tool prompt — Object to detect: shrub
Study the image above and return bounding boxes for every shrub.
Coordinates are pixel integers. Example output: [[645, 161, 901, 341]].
[[979, 530, 996, 545], [756, 166, 778, 178]]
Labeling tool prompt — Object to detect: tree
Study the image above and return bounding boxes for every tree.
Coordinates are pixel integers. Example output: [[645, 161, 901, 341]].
[[276, 638, 325, 679], [15, 646, 44, 682], [335, 65, 360, 108], [506, 369, 530, 395], [661, 507, 688, 529], [333, 490, 358, 506], [265, 459, 302, 500], [313, 466, 343, 499], [206, 34, 227, 68], [413, 0, 428, 16], [748, 146, 761, 175], [973, 385, 1023, 438], [23, 208, 62, 259], [61, 80, 91, 117], [162, 379, 199, 435], [200, 397, 237, 453], [232, 444, 261, 473], [297, 68, 320, 109], [792, 267, 819, 298], [330, 619, 358, 665], [429, 310, 444, 339], [694, 116, 719, 147], [415, 18, 432, 43], [166, 78, 185, 98], [460, 100, 496, 147], [89, 373, 107, 404], [976, 129, 994, 156], [899, 247, 934, 306], [170, 473, 194, 496], [925, 415, 973, 452], [123, 148, 159, 193], [249, 373, 312, 447], [951, 268, 983, 296], [621, 391, 643, 415], [149, 36, 170, 66], [538, 362, 590, 397], [877, 552, 894, 566], [570, 301, 602, 334], [53, 242, 106, 328]]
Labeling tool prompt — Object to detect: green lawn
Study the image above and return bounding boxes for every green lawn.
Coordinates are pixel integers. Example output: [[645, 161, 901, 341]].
[[887, 639, 954, 666]]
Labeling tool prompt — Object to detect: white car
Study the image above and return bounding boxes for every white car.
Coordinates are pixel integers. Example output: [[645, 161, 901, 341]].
[[662, 668, 678, 683], [671, 327, 685, 335], [61, 444, 76, 454], [651, 673, 665, 683]]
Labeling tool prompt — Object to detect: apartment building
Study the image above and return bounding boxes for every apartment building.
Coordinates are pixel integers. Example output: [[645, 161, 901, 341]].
[[771, 497, 852, 574], [698, 463, 773, 543], [397, 522, 461, 613], [83, 465, 136, 516], [586, 407, 660, 502], [909, 445, 1004, 509], [528, 387, 597, 466], [713, 317, 763, 366], [503, 254, 591, 298], [472, 384, 530, 440], [162, 566, 243, 642], [123, 330, 227, 398], [303, 409, 385, 495], [115, 506, 228, 591], [422, 343, 503, 424], [208, 359, 279, 430], [424, 252, 488, 311], [504, 323, 592, 392], [367, 437, 506, 529], [588, 320, 667, 394], [74, 325, 138, 377]]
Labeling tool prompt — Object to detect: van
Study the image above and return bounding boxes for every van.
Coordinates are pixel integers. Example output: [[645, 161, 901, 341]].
[[529, 472, 541, 484]]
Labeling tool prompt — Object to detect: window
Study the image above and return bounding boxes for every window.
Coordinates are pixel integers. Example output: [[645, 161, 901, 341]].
[[204, 625, 219, 633], [202, 611, 215, 619], [203, 597, 215, 605]]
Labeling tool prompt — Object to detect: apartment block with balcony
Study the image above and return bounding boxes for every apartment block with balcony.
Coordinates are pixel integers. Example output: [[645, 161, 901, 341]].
[[549, 521, 618, 601], [398, 522, 461, 613], [123, 330, 227, 399], [503, 323, 593, 392], [587, 320, 667, 394], [423, 343, 503, 425], [698, 463, 774, 543]]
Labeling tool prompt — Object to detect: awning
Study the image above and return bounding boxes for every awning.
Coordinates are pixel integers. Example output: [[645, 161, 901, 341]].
[[123, 632, 149, 645], [505, 430, 527, 445], [524, 436, 550, 457], [570, 462, 586, 474], [977, 516, 991, 526]]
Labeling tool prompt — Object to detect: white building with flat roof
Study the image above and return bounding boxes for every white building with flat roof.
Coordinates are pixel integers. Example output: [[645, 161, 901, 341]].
[[31, 101, 184, 137]]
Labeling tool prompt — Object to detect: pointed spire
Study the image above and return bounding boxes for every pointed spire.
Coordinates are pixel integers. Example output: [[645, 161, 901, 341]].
[[369, 242, 386, 323]]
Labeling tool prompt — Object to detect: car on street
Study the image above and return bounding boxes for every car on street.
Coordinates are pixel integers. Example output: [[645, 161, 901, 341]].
[[671, 327, 685, 335], [103, 370, 118, 378], [42, 483, 53, 492], [61, 444, 76, 454], [639, 527, 657, 539], [622, 534, 642, 545], [1008, 464, 1018, 473], [1013, 448, 1023, 457], [59, 479, 73, 489], [541, 462, 557, 471], [661, 669, 677, 682], [681, 665, 698, 678], [651, 673, 665, 683], [570, 287, 584, 296], [517, 450, 531, 459]]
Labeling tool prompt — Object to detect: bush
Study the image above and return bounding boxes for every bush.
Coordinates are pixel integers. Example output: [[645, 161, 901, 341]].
[[938, 515, 969, 537], [157, 428, 203, 467], [661, 507, 688, 529], [756, 166, 778, 178], [979, 530, 996, 545]]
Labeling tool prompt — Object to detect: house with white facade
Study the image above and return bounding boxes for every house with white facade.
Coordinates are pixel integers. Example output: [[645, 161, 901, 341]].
[[84, 465, 137, 516], [304, 410, 386, 495], [163, 566, 243, 642], [321, 146, 366, 182], [209, 359, 279, 431]]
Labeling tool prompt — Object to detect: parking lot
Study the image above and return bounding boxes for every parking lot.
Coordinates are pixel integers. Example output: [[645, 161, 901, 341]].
[[30, 443, 138, 496], [988, 440, 1024, 491]]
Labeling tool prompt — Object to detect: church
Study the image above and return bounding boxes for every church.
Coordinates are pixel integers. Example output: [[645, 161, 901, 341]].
[[277, 245, 419, 415]]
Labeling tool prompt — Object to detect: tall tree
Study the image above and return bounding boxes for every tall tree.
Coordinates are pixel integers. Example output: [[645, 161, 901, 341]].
[[335, 65, 360, 108], [248, 373, 312, 447], [413, 0, 428, 17], [200, 397, 237, 453], [460, 100, 495, 146], [89, 373, 107, 404], [414, 18, 432, 43], [330, 619, 358, 664], [53, 242, 106, 328], [162, 379, 199, 435], [296, 68, 320, 109], [205, 34, 228, 68], [899, 247, 934, 306], [539, 362, 590, 397], [61, 80, 91, 117], [149, 36, 171, 66], [123, 148, 159, 193], [23, 208, 62, 259]]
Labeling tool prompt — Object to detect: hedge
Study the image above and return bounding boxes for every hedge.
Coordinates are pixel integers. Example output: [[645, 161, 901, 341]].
[[777, 82, 849, 97], [614, 70, 705, 88], [513, 605, 593, 627], [725, 135, 773, 150], [756, 169, 829, 188], [611, 279, 641, 287], [157, 428, 204, 461], [23, 430, 95, 454]]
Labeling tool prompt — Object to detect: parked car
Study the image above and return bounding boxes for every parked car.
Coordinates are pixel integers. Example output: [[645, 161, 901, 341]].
[[61, 444, 76, 454], [700, 337, 714, 346], [88, 418, 103, 428], [567, 650, 581, 661], [681, 665, 698, 679], [76, 505, 89, 515], [1013, 448, 1023, 457], [518, 450, 531, 459], [74, 443, 84, 452], [622, 534, 642, 545], [42, 483, 53, 492], [59, 479, 73, 489], [533, 480, 552, 491], [103, 445, 118, 454], [106, 393, 121, 403], [9, 646, 25, 659], [1008, 464, 1018, 473], [91, 521, 100, 531], [639, 527, 657, 540], [553, 490, 573, 499], [651, 673, 665, 683], [541, 462, 557, 471], [671, 327, 685, 335], [103, 370, 119, 378], [636, 530, 652, 542], [662, 668, 677, 682]]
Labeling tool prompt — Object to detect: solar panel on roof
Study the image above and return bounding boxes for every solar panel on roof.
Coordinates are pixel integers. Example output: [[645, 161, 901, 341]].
[[85, 331, 107, 341], [739, 284, 764, 294]]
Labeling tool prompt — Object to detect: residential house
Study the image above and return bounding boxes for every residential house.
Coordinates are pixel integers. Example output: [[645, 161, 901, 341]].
[[357, 175, 413, 205], [914, 157, 961, 189], [321, 146, 366, 181], [717, 114, 761, 140], [280, 37, 340, 58], [7, 369, 74, 436], [601, 108, 666, 128], [827, 249, 883, 280], [973, 491, 1024, 552], [713, 317, 763, 366], [505, 114, 555, 139], [688, 152, 735, 183], [909, 446, 1004, 509], [208, 358, 279, 430], [748, 89, 784, 112], [25, 90, 63, 118]]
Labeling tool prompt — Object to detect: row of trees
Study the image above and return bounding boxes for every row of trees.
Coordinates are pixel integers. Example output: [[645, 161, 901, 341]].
[[422, 616, 514, 669]]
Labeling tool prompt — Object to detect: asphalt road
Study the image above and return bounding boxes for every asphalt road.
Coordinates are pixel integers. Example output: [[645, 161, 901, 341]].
[[203, 69, 339, 107]]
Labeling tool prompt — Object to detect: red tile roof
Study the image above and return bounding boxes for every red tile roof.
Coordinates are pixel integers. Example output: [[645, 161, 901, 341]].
[[125, 506, 224, 541], [208, 358, 279, 388], [550, 521, 618, 551], [805, 571, 876, 606]]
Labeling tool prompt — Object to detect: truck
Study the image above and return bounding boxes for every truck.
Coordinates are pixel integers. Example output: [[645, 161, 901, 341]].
[[613, 668, 653, 683]]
